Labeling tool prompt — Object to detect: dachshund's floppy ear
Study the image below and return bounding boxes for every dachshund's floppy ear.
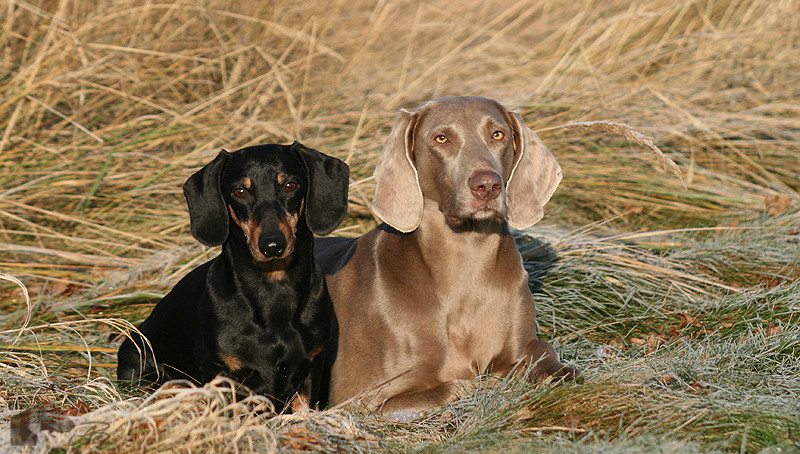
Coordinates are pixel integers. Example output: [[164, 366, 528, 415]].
[[291, 142, 350, 235], [371, 108, 423, 232], [505, 111, 562, 230], [183, 150, 231, 246]]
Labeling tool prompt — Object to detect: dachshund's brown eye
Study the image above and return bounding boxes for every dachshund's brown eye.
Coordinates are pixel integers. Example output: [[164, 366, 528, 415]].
[[434, 135, 448, 144], [492, 130, 505, 140], [232, 188, 247, 198], [284, 182, 298, 192]]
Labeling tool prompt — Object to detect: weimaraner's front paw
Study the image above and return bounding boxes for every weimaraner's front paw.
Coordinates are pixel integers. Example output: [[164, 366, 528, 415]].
[[552, 365, 581, 383]]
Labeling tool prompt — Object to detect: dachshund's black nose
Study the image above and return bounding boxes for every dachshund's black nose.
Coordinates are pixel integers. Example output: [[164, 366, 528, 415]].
[[259, 233, 287, 258]]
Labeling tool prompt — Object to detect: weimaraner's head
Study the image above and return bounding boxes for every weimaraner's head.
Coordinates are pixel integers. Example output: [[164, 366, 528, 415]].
[[372, 96, 562, 232]]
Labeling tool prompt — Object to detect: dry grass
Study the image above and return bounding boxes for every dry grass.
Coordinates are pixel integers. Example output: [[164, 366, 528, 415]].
[[1, 0, 799, 452]]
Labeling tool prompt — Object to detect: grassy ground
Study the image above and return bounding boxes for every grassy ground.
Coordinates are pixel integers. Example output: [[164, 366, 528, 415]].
[[1, 0, 798, 452]]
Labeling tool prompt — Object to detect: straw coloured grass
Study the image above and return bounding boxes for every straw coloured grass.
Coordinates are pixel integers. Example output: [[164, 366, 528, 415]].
[[1, 0, 799, 452]]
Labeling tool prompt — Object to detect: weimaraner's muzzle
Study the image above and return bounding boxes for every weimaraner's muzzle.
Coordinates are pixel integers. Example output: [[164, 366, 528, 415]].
[[316, 96, 577, 414]]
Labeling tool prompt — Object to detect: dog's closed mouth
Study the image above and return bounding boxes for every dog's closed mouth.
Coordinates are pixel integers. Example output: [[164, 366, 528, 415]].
[[249, 254, 295, 285], [447, 203, 505, 224]]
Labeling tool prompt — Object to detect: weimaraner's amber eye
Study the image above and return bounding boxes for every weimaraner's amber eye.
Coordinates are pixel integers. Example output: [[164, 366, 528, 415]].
[[492, 130, 505, 140], [433, 134, 449, 144], [232, 188, 247, 199]]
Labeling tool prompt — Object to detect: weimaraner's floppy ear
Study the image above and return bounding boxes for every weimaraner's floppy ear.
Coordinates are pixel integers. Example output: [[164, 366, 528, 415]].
[[371, 109, 424, 232], [183, 150, 231, 246], [290, 141, 351, 235], [505, 111, 562, 230]]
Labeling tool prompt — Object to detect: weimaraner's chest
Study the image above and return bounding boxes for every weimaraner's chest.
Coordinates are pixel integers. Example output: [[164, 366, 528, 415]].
[[430, 256, 531, 380]]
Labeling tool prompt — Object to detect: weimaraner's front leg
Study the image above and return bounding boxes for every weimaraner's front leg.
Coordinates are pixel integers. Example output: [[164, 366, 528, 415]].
[[379, 340, 576, 418], [378, 380, 464, 415]]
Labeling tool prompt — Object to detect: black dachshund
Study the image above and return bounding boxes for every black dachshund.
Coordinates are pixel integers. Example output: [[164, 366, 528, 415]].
[[117, 142, 349, 409]]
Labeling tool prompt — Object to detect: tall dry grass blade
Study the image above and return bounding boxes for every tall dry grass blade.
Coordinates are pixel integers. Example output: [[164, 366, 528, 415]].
[[543, 120, 686, 187], [0, 272, 32, 347]]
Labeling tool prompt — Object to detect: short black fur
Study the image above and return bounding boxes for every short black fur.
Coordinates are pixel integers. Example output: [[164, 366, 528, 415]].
[[117, 142, 349, 408]]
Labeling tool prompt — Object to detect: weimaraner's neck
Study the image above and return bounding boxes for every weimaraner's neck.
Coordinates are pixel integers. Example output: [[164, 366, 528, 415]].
[[412, 198, 512, 275]]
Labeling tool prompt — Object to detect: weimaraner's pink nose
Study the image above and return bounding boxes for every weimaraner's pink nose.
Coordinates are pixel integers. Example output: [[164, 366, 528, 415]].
[[469, 171, 502, 200]]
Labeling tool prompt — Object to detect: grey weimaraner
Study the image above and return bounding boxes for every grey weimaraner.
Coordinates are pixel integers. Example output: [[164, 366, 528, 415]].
[[315, 96, 577, 414]]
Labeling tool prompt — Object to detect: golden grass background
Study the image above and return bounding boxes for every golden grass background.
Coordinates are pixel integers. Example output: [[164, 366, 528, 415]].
[[1, 0, 798, 286], [1, 0, 799, 452]]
